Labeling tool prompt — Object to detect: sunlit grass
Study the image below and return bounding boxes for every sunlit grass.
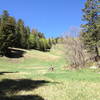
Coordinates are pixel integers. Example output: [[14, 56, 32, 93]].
[[0, 45, 100, 100]]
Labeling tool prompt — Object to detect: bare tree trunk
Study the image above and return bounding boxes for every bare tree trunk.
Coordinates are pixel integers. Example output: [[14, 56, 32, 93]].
[[95, 46, 100, 62]]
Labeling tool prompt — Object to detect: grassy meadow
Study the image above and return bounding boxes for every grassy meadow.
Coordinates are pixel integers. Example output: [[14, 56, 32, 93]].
[[0, 44, 100, 100]]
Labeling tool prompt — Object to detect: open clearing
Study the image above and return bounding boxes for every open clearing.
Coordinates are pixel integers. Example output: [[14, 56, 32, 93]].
[[0, 45, 100, 100]]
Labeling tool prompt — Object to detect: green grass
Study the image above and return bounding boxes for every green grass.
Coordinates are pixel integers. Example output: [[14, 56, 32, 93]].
[[45, 69, 100, 82], [0, 45, 100, 100]]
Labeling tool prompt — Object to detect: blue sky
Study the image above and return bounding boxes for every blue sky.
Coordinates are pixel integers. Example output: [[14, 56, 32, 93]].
[[0, 0, 85, 37]]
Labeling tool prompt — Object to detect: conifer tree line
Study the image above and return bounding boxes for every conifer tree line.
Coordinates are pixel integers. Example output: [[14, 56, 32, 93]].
[[0, 10, 58, 55]]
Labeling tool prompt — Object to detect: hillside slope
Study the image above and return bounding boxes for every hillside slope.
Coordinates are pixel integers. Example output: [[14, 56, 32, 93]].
[[0, 45, 100, 100]]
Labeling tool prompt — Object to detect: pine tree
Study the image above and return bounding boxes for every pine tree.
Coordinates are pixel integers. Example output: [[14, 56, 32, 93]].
[[16, 19, 27, 48], [0, 10, 16, 55], [81, 0, 100, 61], [28, 34, 36, 49], [25, 26, 31, 49], [39, 38, 47, 51]]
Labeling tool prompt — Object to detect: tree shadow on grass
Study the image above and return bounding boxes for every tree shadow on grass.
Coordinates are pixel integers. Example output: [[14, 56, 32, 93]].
[[0, 71, 18, 75], [5, 48, 26, 58], [0, 79, 50, 100], [0, 95, 44, 100]]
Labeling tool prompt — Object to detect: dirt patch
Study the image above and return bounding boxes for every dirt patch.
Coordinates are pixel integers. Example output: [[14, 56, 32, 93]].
[[24, 52, 60, 61]]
